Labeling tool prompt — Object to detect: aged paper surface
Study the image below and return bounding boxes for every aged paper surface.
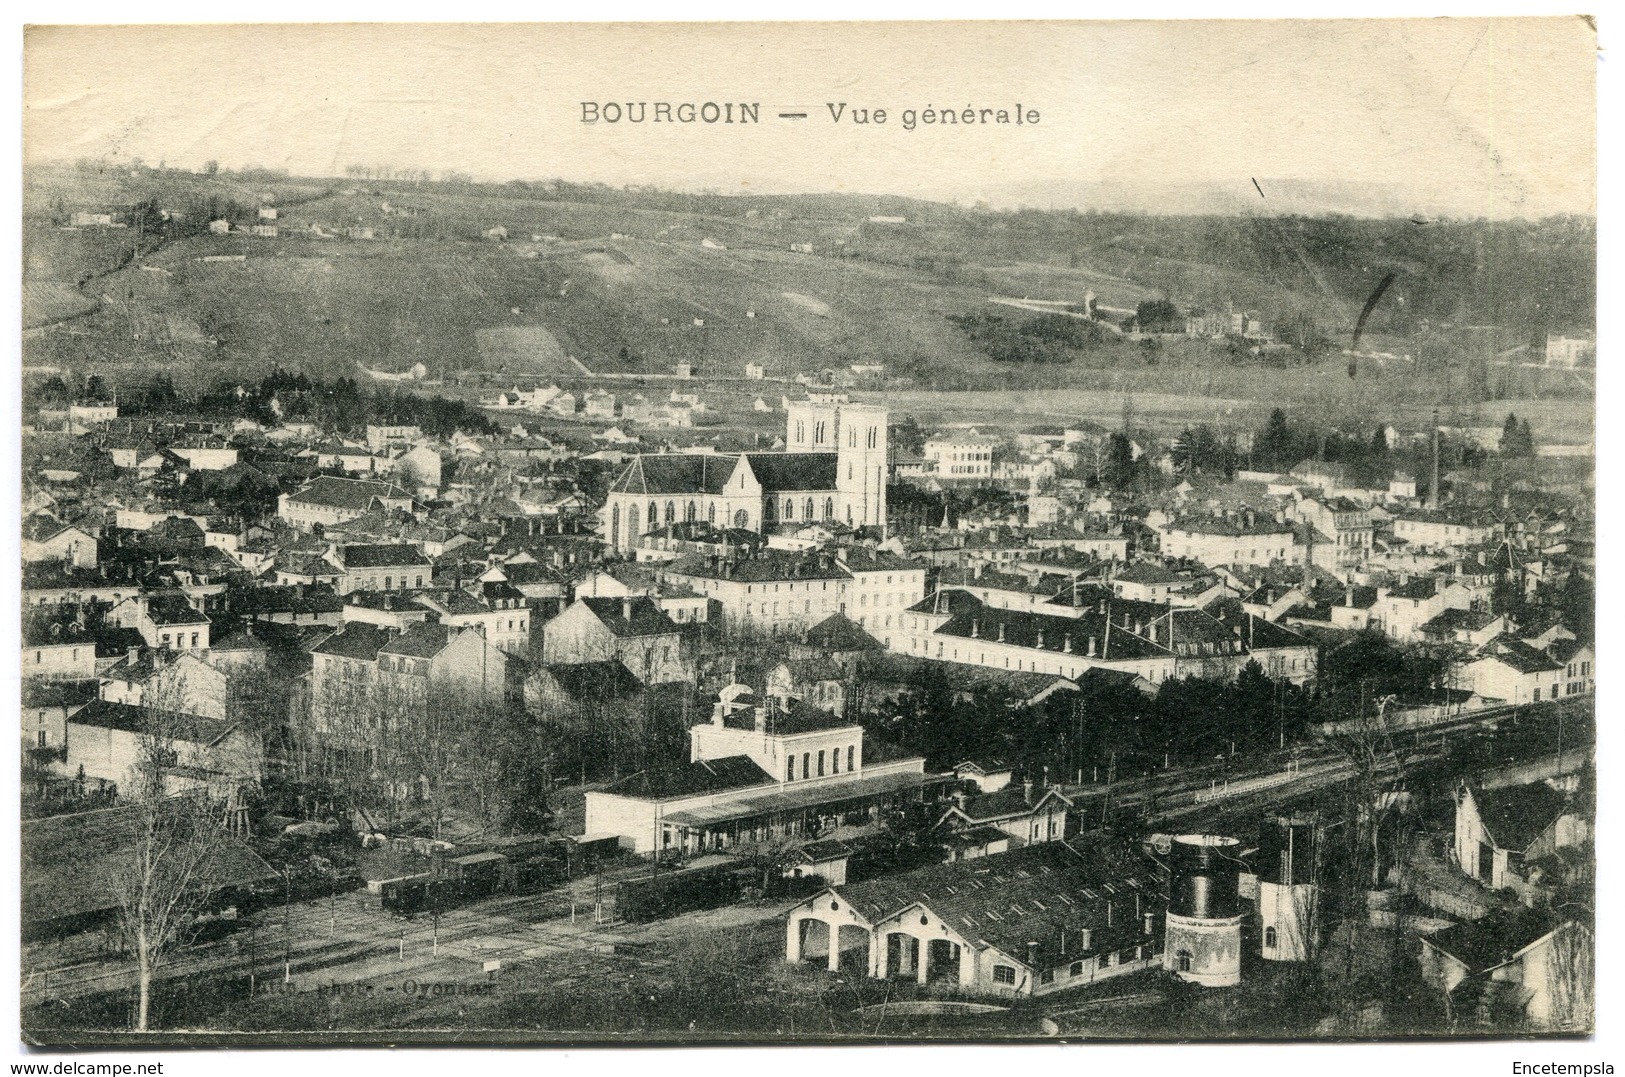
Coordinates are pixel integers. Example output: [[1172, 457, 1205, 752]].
[[17, 16, 1597, 1054]]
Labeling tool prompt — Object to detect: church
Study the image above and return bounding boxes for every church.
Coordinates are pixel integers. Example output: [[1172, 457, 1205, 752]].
[[603, 396, 888, 553]]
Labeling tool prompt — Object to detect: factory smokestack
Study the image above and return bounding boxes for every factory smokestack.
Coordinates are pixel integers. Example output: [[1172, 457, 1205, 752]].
[[1427, 409, 1441, 511]]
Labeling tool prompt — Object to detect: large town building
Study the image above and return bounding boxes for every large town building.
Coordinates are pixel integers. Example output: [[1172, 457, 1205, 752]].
[[783, 838, 1165, 995], [583, 684, 942, 855], [602, 397, 888, 553]]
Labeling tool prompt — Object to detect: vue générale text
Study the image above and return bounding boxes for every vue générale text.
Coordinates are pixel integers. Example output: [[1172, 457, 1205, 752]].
[[581, 102, 1041, 130]]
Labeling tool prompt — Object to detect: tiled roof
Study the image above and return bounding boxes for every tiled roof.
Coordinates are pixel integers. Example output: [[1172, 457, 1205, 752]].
[[797, 838, 853, 864], [311, 622, 395, 661], [742, 452, 839, 493], [934, 599, 1173, 662], [579, 596, 680, 638], [335, 543, 430, 568], [21, 613, 92, 648], [831, 839, 1163, 969], [1387, 577, 1439, 601], [1423, 607, 1499, 633], [231, 583, 345, 615], [1423, 908, 1567, 974], [68, 698, 235, 746], [378, 622, 456, 659], [609, 454, 740, 496], [837, 546, 922, 574], [273, 553, 344, 578], [599, 755, 775, 800], [1166, 514, 1291, 538], [286, 476, 411, 510], [1115, 561, 1183, 584], [417, 589, 490, 616], [804, 612, 884, 652], [1480, 638, 1563, 675], [145, 592, 210, 626], [1225, 612, 1313, 651], [1546, 637, 1590, 664], [940, 566, 1056, 596], [948, 784, 1071, 823], [667, 550, 851, 584], [540, 660, 646, 702], [1470, 782, 1571, 852], [721, 696, 853, 736]]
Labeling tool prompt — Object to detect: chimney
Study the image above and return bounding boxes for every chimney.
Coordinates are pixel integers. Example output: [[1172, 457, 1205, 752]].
[[1087, 636, 1097, 657], [1035, 629, 1045, 649], [997, 622, 1006, 642], [1142, 911, 1154, 935], [1079, 927, 1093, 950], [621, 597, 634, 621], [1428, 409, 1441, 510], [971, 618, 980, 639], [1026, 941, 1040, 969], [1062, 634, 1073, 653], [1023, 778, 1034, 805], [1345, 585, 1354, 606]]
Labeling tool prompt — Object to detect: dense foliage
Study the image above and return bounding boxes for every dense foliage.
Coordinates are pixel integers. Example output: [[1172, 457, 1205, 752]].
[[946, 312, 1109, 363]]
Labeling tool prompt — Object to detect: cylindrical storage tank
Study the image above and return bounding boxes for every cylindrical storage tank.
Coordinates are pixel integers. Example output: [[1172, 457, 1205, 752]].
[[1256, 814, 1317, 887], [1256, 815, 1320, 963], [1169, 833, 1244, 918], [1164, 834, 1244, 987]]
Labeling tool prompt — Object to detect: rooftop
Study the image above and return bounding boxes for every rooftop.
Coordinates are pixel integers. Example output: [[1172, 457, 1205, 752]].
[[831, 839, 1163, 969], [579, 595, 681, 638], [334, 543, 431, 569], [286, 475, 411, 511]]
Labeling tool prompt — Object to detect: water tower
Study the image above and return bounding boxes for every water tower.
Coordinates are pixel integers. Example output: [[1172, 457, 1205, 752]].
[[1256, 814, 1320, 962], [1164, 834, 1244, 987]]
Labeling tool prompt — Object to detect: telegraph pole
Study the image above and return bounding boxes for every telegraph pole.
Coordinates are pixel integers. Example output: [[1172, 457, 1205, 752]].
[[283, 867, 292, 983]]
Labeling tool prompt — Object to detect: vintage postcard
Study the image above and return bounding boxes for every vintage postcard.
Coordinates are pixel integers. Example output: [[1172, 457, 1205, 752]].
[[17, 18, 1596, 1048]]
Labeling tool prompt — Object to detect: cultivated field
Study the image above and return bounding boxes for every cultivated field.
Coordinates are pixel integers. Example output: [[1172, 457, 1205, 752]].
[[20, 166, 1594, 435]]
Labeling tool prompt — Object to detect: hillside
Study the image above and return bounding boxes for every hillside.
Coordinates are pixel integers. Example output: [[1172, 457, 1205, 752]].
[[21, 165, 1595, 414]]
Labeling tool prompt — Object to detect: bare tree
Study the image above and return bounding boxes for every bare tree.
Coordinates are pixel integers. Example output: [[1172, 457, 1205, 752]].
[[103, 682, 231, 1031], [1546, 918, 1595, 1033], [1324, 691, 1410, 980]]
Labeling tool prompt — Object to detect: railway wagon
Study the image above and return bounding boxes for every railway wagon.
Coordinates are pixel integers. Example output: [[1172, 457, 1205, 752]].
[[614, 861, 753, 924]]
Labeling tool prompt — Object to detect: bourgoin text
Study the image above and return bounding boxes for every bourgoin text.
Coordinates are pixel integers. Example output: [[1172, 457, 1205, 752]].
[[581, 102, 1040, 130]]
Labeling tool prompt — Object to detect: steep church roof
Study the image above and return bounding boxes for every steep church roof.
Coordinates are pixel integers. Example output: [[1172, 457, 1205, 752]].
[[742, 452, 839, 493], [610, 454, 741, 497]]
